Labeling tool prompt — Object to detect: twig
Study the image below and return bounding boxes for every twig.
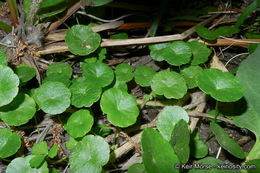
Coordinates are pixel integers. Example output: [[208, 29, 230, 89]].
[[77, 11, 137, 23], [188, 111, 234, 125], [39, 14, 220, 54], [45, 20, 124, 42], [224, 52, 248, 66], [219, 36, 259, 44], [48, 1, 81, 32]]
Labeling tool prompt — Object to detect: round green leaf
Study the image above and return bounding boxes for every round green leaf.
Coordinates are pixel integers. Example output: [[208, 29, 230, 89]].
[[70, 77, 102, 108], [0, 50, 8, 66], [0, 93, 36, 126], [141, 127, 179, 173], [188, 41, 212, 65], [34, 81, 71, 114], [14, 64, 36, 84], [65, 25, 101, 56], [100, 88, 139, 128], [134, 66, 156, 87], [0, 65, 19, 107], [162, 41, 192, 66], [82, 62, 114, 88], [180, 65, 203, 89], [151, 70, 187, 99], [42, 73, 71, 87], [149, 43, 171, 61], [6, 155, 48, 173], [46, 62, 72, 79], [115, 63, 133, 82], [69, 135, 110, 173], [157, 106, 189, 141], [64, 109, 94, 138], [0, 128, 21, 158], [197, 68, 244, 102]]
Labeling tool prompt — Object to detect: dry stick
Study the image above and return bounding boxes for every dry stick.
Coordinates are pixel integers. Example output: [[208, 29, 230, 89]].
[[101, 14, 220, 47], [39, 14, 219, 55], [45, 20, 124, 42], [48, 1, 81, 32]]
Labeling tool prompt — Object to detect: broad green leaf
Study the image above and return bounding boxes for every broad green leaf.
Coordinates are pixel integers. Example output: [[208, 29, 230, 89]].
[[64, 109, 94, 138], [233, 108, 260, 141], [141, 127, 179, 173], [46, 62, 72, 79], [197, 68, 244, 102], [210, 122, 245, 159], [6, 155, 48, 173], [69, 135, 110, 173], [38, 0, 67, 19], [162, 41, 192, 66], [188, 41, 212, 65], [0, 128, 21, 158], [188, 157, 239, 173], [151, 70, 187, 99], [29, 155, 46, 168], [0, 65, 19, 107], [32, 141, 48, 155], [0, 50, 7, 66], [235, 1, 258, 28], [127, 163, 146, 173], [244, 159, 260, 173], [170, 119, 190, 163], [81, 0, 113, 6], [233, 108, 260, 160], [157, 106, 189, 141], [237, 43, 260, 114], [42, 73, 71, 87], [82, 61, 114, 88], [248, 43, 258, 54], [34, 81, 71, 114], [110, 33, 128, 39], [14, 64, 36, 84], [70, 77, 102, 108], [48, 144, 58, 159], [180, 65, 203, 89], [100, 88, 139, 127], [195, 25, 217, 40], [134, 66, 156, 87], [0, 93, 36, 126], [65, 25, 101, 56], [149, 43, 171, 61], [115, 63, 133, 82]]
